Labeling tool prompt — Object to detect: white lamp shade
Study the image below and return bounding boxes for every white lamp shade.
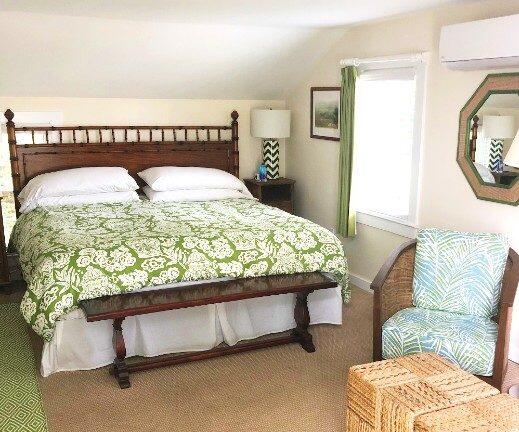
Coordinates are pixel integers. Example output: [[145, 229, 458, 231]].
[[250, 109, 291, 139], [504, 130, 519, 168], [482, 115, 515, 139]]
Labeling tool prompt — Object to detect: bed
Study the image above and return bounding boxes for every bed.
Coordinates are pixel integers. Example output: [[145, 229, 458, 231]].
[[3, 109, 348, 377]]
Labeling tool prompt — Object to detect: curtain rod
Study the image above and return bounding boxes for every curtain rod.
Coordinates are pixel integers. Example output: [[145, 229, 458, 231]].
[[340, 52, 425, 67]]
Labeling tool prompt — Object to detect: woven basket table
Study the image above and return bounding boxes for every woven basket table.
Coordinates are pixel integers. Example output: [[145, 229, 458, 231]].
[[346, 353, 499, 432], [415, 394, 519, 432]]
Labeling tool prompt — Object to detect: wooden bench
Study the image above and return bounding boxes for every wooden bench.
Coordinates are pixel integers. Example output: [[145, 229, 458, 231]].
[[79, 272, 337, 388]]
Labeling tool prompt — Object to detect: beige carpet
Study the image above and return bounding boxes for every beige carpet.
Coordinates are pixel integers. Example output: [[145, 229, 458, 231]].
[[31, 287, 372, 432], [1, 285, 518, 431]]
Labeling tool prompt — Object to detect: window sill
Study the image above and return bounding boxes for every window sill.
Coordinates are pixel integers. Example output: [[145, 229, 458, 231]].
[[356, 211, 417, 238]]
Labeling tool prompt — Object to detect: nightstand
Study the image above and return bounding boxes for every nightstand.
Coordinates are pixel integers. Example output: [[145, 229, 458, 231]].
[[491, 166, 518, 186], [244, 178, 295, 214]]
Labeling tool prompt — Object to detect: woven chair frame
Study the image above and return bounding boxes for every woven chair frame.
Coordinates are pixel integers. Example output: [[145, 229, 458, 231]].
[[371, 239, 519, 393]]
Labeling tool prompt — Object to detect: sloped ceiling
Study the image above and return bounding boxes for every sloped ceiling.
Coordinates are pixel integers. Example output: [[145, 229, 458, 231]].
[[0, 0, 465, 99], [0, 0, 467, 28], [0, 12, 347, 99]]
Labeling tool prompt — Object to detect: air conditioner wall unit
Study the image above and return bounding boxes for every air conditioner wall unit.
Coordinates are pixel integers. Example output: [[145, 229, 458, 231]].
[[439, 14, 519, 70]]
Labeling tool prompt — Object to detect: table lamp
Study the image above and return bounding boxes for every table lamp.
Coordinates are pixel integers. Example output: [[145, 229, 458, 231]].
[[483, 115, 515, 172], [250, 109, 290, 179], [504, 129, 519, 168]]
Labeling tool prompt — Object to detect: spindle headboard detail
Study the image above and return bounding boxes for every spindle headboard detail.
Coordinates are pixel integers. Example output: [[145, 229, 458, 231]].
[[4, 109, 239, 216], [469, 114, 479, 162]]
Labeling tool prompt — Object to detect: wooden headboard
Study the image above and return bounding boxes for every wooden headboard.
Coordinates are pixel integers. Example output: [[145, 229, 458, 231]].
[[469, 114, 479, 162], [3, 109, 239, 216]]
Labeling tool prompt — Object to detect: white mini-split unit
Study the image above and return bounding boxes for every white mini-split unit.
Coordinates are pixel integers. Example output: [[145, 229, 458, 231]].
[[440, 14, 519, 70]]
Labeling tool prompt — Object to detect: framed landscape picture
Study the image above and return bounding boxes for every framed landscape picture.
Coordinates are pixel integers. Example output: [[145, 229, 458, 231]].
[[310, 87, 340, 141]]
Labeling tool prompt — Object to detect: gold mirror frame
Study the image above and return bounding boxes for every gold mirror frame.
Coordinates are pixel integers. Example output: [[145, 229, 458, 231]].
[[457, 73, 519, 206]]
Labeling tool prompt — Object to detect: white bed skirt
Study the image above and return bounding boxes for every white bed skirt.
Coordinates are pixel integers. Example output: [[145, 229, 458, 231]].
[[41, 285, 342, 376]]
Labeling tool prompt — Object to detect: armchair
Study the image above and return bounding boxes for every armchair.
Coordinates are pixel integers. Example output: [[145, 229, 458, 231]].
[[372, 239, 519, 393]]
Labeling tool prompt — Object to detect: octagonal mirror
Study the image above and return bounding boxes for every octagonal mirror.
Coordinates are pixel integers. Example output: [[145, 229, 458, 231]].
[[457, 73, 519, 206]]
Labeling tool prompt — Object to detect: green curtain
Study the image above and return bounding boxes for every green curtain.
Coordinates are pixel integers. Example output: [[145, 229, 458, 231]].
[[337, 66, 357, 237]]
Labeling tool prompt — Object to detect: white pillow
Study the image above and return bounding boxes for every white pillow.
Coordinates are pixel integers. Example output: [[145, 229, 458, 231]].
[[19, 191, 139, 214], [18, 167, 139, 204], [474, 163, 496, 184], [142, 186, 253, 203], [138, 167, 247, 192]]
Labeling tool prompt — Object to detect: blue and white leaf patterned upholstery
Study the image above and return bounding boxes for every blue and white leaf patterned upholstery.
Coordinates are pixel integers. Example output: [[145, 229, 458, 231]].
[[382, 307, 498, 376], [412, 228, 508, 318]]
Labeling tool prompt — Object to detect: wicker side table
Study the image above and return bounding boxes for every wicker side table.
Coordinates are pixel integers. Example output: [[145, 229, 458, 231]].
[[415, 394, 519, 432], [346, 354, 499, 432]]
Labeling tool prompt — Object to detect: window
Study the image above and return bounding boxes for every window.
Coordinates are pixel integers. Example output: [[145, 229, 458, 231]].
[[351, 58, 426, 237], [0, 111, 63, 240]]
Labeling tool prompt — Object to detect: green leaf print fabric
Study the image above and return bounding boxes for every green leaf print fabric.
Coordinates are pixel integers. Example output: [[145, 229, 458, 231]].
[[11, 199, 348, 342], [412, 228, 508, 318], [382, 307, 498, 376]]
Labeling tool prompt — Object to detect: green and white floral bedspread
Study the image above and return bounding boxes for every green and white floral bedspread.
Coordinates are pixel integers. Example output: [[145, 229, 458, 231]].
[[11, 199, 348, 342]]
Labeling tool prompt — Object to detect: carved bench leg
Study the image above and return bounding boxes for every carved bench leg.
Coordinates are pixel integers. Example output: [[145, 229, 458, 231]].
[[292, 290, 316, 353], [110, 317, 131, 389]]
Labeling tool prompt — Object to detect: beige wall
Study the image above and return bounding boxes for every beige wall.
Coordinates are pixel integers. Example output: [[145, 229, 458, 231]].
[[285, 0, 519, 361], [287, 0, 519, 276], [0, 97, 287, 180]]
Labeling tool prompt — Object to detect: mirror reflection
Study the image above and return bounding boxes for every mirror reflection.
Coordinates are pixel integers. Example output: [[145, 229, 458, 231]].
[[469, 92, 519, 186]]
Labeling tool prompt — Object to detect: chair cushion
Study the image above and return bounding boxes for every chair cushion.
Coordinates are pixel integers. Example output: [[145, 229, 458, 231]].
[[412, 228, 508, 318], [382, 307, 498, 376]]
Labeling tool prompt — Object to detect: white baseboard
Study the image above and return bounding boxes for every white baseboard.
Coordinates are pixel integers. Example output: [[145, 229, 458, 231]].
[[349, 273, 373, 294]]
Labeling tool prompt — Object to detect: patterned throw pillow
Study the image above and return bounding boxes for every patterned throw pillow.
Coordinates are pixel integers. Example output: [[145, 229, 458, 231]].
[[412, 228, 508, 318]]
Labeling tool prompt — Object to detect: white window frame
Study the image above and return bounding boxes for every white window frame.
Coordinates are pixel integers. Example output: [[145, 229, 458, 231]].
[[6, 111, 63, 127], [0, 110, 63, 181], [351, 54, 427, 238], [1, 111, 63, 145], [0, 111, 63, 241]]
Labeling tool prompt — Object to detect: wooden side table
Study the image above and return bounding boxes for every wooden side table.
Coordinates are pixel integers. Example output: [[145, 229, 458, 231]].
[[491, 165, 518, 186], [244, 178, 295, 214]]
